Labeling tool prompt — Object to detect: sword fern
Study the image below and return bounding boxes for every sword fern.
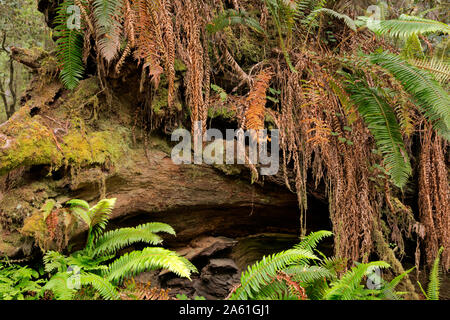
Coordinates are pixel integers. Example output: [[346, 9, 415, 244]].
[[54, 0, 85, 90], [345, 75, 412, 188], [368, 51, 450, 141]]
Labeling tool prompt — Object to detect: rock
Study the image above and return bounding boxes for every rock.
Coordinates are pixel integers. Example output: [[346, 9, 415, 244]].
[[176, 236, 237, 261], [208, 258, 238, 271], [193, 259, 241, 299]]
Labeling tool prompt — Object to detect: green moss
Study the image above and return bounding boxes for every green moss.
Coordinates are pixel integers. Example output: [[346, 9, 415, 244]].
[[174, 58, 187, 72], [0, 109, 129, 176], [225, 30, 264, 64], [208, 106, 236, 119], [61, 77, 101, 115], [213, 164, 242, 176], [149, 135, 173, 155], [152, 86, 169, 115]]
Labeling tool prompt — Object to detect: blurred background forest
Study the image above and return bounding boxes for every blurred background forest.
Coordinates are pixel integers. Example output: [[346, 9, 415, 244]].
[[0, 0, 54, 122]]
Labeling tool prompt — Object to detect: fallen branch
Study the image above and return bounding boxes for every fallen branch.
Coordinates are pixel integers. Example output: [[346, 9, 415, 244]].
[[10, 46, 47, 70]]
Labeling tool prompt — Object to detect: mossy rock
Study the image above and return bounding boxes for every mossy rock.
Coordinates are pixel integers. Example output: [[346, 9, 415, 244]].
[[0, 105, 130, 176]]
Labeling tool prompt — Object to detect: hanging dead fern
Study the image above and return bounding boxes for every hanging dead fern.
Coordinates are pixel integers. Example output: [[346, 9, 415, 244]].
[[244, 69, 273, 133]]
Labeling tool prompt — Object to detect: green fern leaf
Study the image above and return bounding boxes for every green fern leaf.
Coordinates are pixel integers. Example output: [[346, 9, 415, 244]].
[[361, 14, 450, 39], [105, 247, 197, 284], [323, 261, 390, 300], [369, 52, 450, 141], [345, 76, 412, 188], [42, 273, 76, 300], [308, 8, 356, 31], [89, 198, 116, 233], [92, 222, 175, 257], [427, 246, 444, 300], [43, 251, 68, 273], [230, 248, 318, 300], [80, 272, 119, 300], [293, 230, 333, 253], [54, 0, 85, 90], [284, 265, 334, 283], [207, 9, 265, 34], [67, 199, 91, 226]]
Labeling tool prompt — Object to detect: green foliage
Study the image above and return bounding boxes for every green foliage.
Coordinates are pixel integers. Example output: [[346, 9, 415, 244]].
[[67, 198, 117, 251], [42, 197, 197, 300], [264, 0, 298, 72], [305, 8, 356, 31], [54, 0, 85, 90], [410, 57, 450, 85], [402, 34, 424, 59], [41, 272, 76, 300], [176, 293, 206, 300], [79, 272, 119, 300], [211, 84, 228, 101], [322, 261, 390, 300], [92, 0, 123, 62], [206, 9, 265, 34], [230, 230, 330, 300], [368, 51, 450, 141], [427, 247, 444, 300], [106, 247, 197, 283], [361, 14, 450, 39], [293, 230, 333, 252], [0, 263, 44, 300], [229, 248, 318, 300], [229, 230, 414, 300], [418, 246, 444, 300], [344, 74, 412, 188], [92, 222, 175, 257]]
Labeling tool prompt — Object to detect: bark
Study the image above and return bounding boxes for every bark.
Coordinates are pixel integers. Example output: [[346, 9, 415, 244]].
[[0, 68, 301, 259]]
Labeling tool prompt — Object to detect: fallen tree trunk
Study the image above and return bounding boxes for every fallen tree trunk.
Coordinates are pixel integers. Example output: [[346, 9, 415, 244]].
[[0, 62, 302, 259]]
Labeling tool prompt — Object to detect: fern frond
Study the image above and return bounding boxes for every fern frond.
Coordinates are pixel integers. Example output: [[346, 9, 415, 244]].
[[105, 247, 197, 284], [410, 57, 450, 85], [67, 199, 91, 226], [92, 222, 175, 257], [293, 230, 333, 253], [345, 76, 412, 188], [369, 52, 450, 140], [54, 0, 85, 90], [323, 261, 390, 300], [362, 14, 450, 39], [255, 279, 304, 300], [245, 70, 272, 132], [207, 9, 265, 34], [89, 198, 116, 232], [427, 246, 444, 300], [264, 0, 297, 73], [229, 249, 318, 300], [379, 266, 414, 300], [284, 265, 334, 283], [43, 251, 68, 273], [66, 251, 112, 271], [294, 0, 316, 21], [80, 272, 119, 300], [42, 273, 75, 300], [308, 8, 356, 31], [298, 0, 327, 26], [92, 0, 123, 62]]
